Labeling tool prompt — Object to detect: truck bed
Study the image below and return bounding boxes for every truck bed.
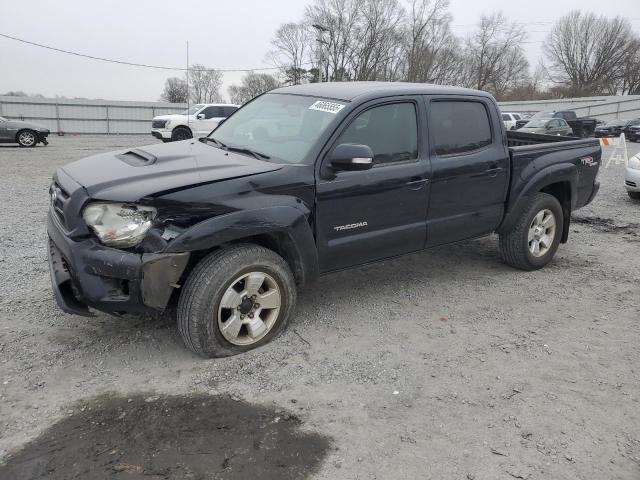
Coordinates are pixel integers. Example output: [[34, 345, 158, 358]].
[[506, 130, 601, 214]]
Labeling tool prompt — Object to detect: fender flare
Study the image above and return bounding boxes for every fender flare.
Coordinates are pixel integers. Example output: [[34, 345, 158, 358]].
[[164, 205, 319, 285], [497, 162, 577, 236]]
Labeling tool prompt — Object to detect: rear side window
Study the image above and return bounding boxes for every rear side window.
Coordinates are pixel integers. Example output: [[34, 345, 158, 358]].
[[222, 106, 237, 117], [338, 103, 418, 165], [429, 101, 492, 155], [201, 106, 222, 119]]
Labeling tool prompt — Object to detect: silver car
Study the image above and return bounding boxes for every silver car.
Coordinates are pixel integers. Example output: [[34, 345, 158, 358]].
[[518, 118, 574, 136], [0, 116, 50, 147], [625, 152, 640, 200]]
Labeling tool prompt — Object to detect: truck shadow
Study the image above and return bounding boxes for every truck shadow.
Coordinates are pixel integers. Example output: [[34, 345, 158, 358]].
[[0, 393, 331, 480]]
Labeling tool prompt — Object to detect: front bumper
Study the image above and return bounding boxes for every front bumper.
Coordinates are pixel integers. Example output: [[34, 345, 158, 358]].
[[47, 211, 189, 317], [625, 167, 640, 193], [151, 129, 172, 140]]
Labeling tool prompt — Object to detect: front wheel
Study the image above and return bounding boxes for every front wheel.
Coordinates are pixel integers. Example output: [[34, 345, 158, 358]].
[[177, 245, 297, 358], [499, 193, 563, 271], [17, 130, 37, 147], [171, 126, 192, 142]]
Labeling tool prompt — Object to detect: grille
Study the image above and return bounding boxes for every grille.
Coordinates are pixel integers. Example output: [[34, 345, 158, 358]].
[[50, 182, 70, 230], [152, 120, 167, 129], [625, 180, 637, 187]]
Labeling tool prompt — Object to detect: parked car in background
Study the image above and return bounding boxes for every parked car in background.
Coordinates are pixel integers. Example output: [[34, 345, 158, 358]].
[[627, 124, 640, 142], [516, 111, 596, 138], [625, 152, 640, 199], [594, 119, 640, 138], [622, 118, 640, 139], [151, 103, 239, 142], [0, 116, 50, 147], [501, 112, 522, 130], [47, 82, 601, 357], [518, 117, 574, 136]]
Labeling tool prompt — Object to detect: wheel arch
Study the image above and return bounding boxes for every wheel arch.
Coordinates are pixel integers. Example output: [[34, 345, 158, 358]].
[[498, 163, 577, 242], [165, 206, 319, 287]]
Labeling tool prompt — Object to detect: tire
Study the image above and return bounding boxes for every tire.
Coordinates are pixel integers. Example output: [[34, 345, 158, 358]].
[[628, 191, 640, 200], [499, 192, 563, 271], [17, 129, 37, 148], [171, 126, 192, 142], [177, 244, 297, 358]]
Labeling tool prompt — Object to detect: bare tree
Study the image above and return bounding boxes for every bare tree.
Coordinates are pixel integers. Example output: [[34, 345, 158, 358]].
[[543, 11, 636, 96], [621, 41, 640, 95], [461, 13, 528, 95], [160, 77, 188, 103], [228, 72, 281, 104], [268, 22, 312, 84], [305, 0, 362, 81], [188, 64, 224, 103], [403, 0, 461, 84]]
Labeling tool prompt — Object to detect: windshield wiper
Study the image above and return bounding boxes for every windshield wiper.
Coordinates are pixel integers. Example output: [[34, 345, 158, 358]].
[[226, 145, 271, 160], [199, 137, 227, 149]]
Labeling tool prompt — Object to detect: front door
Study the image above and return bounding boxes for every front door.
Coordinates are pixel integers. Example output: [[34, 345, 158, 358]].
[[424, 97, 509, 247], [195, 106, 224, 136], [316, 99, 430, 272]]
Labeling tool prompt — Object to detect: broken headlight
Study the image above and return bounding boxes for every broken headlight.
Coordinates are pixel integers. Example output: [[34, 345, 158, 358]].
[[82, 202, 157, 248]]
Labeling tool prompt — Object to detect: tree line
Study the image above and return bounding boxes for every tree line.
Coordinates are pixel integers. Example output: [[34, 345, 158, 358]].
[[161, 2, 640, 104]]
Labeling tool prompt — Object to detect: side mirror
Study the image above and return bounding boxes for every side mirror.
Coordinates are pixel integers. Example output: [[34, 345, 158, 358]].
[[330, 144, 374, 171], [196, 113, 205, 120]]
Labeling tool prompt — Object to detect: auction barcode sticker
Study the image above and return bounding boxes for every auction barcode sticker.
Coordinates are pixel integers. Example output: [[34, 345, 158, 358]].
[[309, 100, 346, 114]]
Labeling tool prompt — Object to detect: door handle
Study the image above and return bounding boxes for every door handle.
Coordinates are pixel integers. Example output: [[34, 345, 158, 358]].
[[406, 177, 428, 190], [486, 166, 502, 178]]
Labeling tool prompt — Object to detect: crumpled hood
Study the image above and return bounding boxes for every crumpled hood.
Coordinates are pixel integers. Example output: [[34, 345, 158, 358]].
[[61, 139, 282, 202]]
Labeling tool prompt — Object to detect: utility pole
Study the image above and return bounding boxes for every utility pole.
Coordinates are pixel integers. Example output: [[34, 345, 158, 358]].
[[312, 24, 328, 83]]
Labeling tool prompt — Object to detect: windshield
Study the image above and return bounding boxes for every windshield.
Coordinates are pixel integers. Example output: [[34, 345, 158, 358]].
[[604, 120, 626, 126], [208, 93, 344, 164], [180, 104, 205, 115], [524, 120, 548, 128]]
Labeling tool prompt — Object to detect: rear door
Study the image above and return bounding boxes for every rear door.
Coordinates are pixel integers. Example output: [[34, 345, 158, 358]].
[[0, 118, 10, 141], [424, 96, 509, 247], [315, 97, 430, 272]]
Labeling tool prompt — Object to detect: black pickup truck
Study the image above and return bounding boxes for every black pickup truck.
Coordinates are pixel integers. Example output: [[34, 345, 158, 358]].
[[47, 83, 601, 357], [516, 110, 597, 138]]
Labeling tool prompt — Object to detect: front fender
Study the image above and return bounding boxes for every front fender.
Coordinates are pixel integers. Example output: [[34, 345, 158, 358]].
[[498, 162, 577, 234], [164, 205, 319, 285]]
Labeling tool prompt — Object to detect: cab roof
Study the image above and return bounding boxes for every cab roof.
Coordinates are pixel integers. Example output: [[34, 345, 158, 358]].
[[271, 81, 493, 103]]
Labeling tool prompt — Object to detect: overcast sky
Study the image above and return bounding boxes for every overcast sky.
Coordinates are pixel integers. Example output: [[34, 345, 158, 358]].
[[0, 0, 637, 102]]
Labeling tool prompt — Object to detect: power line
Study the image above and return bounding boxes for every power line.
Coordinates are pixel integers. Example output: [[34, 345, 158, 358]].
[[0, 32, 291, 72]]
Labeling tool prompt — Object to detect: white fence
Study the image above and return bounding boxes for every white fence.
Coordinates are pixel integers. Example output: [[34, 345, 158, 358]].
[[0, 96, 187, 134], [498, 95, 640, 121], [3, 93, 640, 135]]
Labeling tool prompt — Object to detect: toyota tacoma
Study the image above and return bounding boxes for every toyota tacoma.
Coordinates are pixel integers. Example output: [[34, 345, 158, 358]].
[[47, 82, 601, 357]]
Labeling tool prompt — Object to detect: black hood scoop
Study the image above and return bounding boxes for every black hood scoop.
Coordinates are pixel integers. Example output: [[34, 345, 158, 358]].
[[116, 149, 158, 166]]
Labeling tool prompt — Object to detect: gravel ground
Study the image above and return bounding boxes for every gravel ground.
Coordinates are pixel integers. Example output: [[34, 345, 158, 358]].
[[0, 135, 639, 479]]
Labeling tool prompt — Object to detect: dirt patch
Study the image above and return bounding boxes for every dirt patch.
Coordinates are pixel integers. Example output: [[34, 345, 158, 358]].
[[0, 393, 331, 480], [572, 215, 640, 235]]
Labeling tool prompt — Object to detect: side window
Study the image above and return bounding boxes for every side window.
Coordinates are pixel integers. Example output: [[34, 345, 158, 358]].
[[429, 101, 492, 156], [501, 114, 510, 121], [513, 114, 521, 120], [201, 106, 222, 119], [338, 103, 418, 165], [222, 106, 237, 117]]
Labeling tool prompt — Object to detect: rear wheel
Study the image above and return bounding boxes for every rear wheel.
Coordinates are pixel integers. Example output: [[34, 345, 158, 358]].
[[17, 130, 37, 147], [499, 193, 563, 271], [177, 244, 297, 358], [628, 191, 640, 200], [171, 126, 192, 142]]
